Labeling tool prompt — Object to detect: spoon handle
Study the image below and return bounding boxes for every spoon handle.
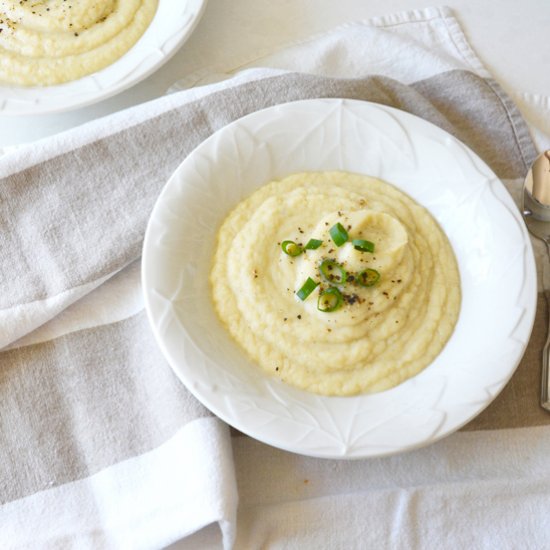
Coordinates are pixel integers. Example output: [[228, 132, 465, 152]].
[[543, 311, 550, 411], [543, 241, 550, 412]]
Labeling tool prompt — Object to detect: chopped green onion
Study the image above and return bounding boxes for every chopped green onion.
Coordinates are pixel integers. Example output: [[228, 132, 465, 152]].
[[304, 238, 323, 250], [281, 240, 303, 257], [319, 259, 348, 285], [352, 239, 375, 253], [329, 223, 349, 247], [357, 268, 380, 287], [296, 277, 319, 301], [317, 287, 343, 312]]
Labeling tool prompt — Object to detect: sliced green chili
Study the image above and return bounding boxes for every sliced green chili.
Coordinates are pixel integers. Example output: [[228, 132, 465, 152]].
[[281, 240, 303, 257], [296, 277, 319, 301], [304, 238, 323, 250], [352, 238, 375, 253], [317, 287, 343, 312], [319, 259, 348, 285], [329, 222, 349, 247], [357, 268, 380, 287]]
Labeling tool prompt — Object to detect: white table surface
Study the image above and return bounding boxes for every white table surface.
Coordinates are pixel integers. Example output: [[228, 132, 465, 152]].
[[1, 0, 549, 150]]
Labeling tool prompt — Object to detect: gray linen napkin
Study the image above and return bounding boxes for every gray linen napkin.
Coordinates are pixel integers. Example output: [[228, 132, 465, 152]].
[[0, 67, 545, 546]]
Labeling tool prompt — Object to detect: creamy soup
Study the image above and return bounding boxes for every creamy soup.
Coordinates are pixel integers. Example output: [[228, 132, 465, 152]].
[[210, 171, 461, 396], [0, 0, 157, 85]]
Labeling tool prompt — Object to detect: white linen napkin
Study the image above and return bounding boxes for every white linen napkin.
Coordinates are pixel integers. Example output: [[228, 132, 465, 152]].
[[1, 6, 549, 550]]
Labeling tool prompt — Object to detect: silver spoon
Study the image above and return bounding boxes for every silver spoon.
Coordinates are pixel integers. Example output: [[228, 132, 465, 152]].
[[522, 150, 550, 412]]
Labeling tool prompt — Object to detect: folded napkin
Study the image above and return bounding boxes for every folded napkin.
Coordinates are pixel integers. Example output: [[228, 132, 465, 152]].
[[1, 6, 549, 549]]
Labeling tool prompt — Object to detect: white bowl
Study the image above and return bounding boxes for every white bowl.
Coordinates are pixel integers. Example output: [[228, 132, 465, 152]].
[[0, 0, 207, 115], [142, 98, 537, 459]]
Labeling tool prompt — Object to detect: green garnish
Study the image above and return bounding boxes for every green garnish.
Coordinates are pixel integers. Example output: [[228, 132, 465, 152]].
[[281, 240, 303, 257], [317, 287, 343, 312], [296, 277, 319, 300], [282, 223, 381, 313], [329, 223, 349, 247], [304, 238, 323, 250], [352, 238, 375, 253], [357, 268, 380, 287], [319, 259, 347, 285]]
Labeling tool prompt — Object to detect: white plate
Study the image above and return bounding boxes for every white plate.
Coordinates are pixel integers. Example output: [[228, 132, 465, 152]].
[[142, 98, 537, 459], [0, 0, 207, 115]]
